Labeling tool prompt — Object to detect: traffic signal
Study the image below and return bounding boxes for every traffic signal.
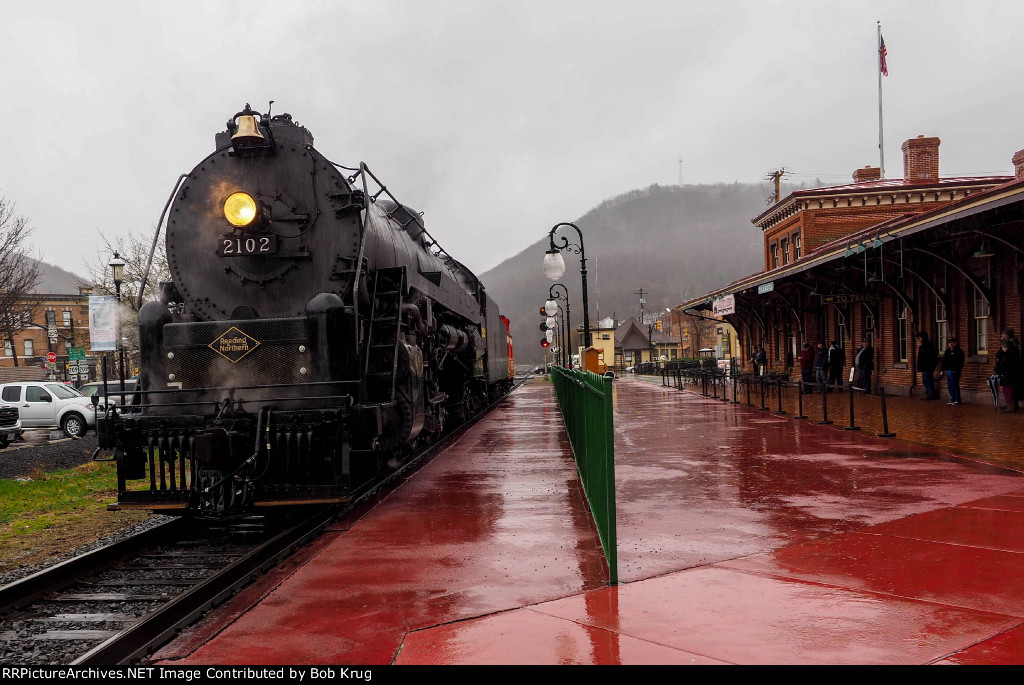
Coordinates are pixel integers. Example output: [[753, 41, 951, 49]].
[[539, 306, 547, 316], [540, 338, 550, 348], [655, 320, 662, 331], [539, 321, 548, 331]]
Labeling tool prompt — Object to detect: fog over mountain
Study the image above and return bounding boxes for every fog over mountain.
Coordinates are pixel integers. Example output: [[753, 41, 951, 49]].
[[481, 182, 794, 364], [31, 260, 86, 295]]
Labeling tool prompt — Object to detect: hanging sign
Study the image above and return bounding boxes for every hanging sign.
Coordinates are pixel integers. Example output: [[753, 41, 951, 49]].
[[822, 293, 879, 304], [712, 294, 735, 316], [757, 282, 774, 295]]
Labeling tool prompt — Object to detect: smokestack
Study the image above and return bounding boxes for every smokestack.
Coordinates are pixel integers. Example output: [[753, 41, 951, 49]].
[[1013, 149, 1024, 180], [902, 135, 940, 183], [852, 165, 882, 183]]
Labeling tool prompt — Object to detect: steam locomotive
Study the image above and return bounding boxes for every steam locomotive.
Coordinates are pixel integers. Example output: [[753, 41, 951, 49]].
[[99, 105, 514, 515]]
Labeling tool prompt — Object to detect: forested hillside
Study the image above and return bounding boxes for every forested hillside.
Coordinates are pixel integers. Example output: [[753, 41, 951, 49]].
[[481, 182, 789, 364]]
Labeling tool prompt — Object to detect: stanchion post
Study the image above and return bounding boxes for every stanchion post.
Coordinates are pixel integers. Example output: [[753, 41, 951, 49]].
[[794, 377, 807, 419], [819, 384, 833, 425], [773, 378, 787, 415], [759, 377, 769, 410], [844, 384, 861, 431], [745, 376, 753, 406], [732, 374, 740, 404], [877, 386, 896, 437]]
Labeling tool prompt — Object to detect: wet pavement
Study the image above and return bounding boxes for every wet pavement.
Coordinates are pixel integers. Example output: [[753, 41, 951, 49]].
[[154, 377, 1024, 665]]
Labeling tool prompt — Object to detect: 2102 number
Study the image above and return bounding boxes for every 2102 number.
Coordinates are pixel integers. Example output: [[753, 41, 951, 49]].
[[219, 236, 276, 256]]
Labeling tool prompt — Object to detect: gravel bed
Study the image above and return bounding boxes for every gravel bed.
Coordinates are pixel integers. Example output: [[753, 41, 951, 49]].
[[0, 516, 175, 588], [0, 433, 100, 481]]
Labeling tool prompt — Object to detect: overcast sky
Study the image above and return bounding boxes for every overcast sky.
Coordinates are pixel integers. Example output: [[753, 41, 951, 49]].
[[3, 0, 1023, 281]]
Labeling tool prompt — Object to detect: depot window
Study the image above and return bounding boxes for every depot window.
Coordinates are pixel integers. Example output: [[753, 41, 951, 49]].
[[972, 262, 991, 355], [896, 302, 909, 362], [770, 242, 780, 269], [792, 232, 802, 260], [935, 299, 948, 350], [781, 238, 790, 265]]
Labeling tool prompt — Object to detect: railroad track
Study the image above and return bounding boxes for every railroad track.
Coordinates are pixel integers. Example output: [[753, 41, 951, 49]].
[[0, 383, 522, 665]]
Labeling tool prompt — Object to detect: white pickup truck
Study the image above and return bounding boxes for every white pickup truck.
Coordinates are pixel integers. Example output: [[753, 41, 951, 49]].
[[0, 382, 98, 438], [0, 402, 21, 448]]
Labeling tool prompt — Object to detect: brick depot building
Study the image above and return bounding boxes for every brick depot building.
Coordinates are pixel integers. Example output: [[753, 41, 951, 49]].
[[680, 135, 1024, 404]]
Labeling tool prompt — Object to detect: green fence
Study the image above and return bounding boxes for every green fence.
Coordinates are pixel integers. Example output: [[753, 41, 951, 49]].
[[550, 366, 617, 584]]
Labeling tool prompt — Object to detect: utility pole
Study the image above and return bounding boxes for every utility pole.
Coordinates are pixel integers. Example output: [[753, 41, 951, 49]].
[[635, 287, 647, 322], [678, 157, 683, 187], [765, 168, 790, 204]]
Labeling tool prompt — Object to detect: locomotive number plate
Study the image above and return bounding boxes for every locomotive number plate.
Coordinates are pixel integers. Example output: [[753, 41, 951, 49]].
[[218, 234, 277, 256]]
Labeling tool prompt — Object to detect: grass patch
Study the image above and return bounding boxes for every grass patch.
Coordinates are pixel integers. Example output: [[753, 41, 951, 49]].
[[0, 461, 152, 575], [0, 461, 118, 527]]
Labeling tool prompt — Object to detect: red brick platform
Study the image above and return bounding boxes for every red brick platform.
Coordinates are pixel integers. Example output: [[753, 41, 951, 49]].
[[154, 377, 1024, 665]]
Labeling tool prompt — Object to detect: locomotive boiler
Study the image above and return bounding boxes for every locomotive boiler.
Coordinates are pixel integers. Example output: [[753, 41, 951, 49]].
[[99, 104, 513, 515]]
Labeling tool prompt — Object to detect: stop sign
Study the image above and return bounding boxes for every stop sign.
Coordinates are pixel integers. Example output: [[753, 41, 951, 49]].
[[46, 352, 56, 363]]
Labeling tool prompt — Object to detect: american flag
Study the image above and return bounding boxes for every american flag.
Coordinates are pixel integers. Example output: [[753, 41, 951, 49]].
[[879, 34, 888, 76]]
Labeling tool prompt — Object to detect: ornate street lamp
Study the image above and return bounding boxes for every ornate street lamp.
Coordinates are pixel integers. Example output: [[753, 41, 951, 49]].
[[543, 222, 591, 348], [548, 283, 571, 368], [109, 252, 127, 391]]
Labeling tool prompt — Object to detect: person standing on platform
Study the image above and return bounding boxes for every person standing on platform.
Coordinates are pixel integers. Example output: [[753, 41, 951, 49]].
[[814, 342, 828, 393], [753, 345, 767, 376], [994, 338, 1021, 412], [940, 337, 964, 405], [799, 343, 814, 390], [827, 341, 843, 391], [916, 331, 939, 400], [853, 338, 874, 393]]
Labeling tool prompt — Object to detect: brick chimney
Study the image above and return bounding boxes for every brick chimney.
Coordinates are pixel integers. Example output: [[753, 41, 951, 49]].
[[1013, 149, 1024, 179], [902, 135, 940, 183], [852, 165, 881, 183]]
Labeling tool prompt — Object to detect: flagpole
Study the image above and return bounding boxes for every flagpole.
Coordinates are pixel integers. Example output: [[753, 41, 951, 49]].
[[877, 20, 885, 179]]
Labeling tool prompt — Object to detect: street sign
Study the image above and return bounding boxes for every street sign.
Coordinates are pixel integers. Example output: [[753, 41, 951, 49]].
[[69, 347, 86, 361], [67, 365, 79, 375], [46, 352, 56, 363], [757, 282, 775, 295]]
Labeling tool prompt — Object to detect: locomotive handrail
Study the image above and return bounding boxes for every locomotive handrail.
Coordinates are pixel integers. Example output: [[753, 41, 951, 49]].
[[137, 173, 190, 310]]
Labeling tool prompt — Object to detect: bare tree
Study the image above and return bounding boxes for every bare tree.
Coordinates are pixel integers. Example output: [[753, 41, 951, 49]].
[[0, 195, 41, 367], [81, 228, 168, 313]]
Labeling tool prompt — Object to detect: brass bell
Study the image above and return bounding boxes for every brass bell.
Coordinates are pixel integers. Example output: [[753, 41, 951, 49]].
[[231, 115, 265, 147]]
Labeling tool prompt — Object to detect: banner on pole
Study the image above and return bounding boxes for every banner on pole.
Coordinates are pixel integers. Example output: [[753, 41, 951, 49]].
[[88, 296, 117, 352]]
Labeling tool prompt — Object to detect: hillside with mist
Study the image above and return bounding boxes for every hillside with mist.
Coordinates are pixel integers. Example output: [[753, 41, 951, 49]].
[[481, 182, 784, 364]]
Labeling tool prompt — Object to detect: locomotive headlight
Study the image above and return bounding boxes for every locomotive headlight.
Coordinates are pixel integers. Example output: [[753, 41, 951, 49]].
[[224, 192, 258, 227]]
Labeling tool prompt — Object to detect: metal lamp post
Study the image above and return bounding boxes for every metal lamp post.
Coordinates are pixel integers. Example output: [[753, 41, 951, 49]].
[[543, 222, 591, 349], [548, 283, 571, 367], [109, 253, 126, 392]]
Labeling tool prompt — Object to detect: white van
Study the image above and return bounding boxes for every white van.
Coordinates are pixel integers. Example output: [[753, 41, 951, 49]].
[[0, 382, 98, 438]]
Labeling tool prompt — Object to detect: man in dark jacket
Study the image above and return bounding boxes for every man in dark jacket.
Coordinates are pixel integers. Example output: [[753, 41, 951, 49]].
[[853, 338, 874, 393], [753, 345, 767, 376], [916, 331, 939, 400], [940, 337, 965, 405], [814, 342, 828, 393], [826, 341, 843, 390]]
